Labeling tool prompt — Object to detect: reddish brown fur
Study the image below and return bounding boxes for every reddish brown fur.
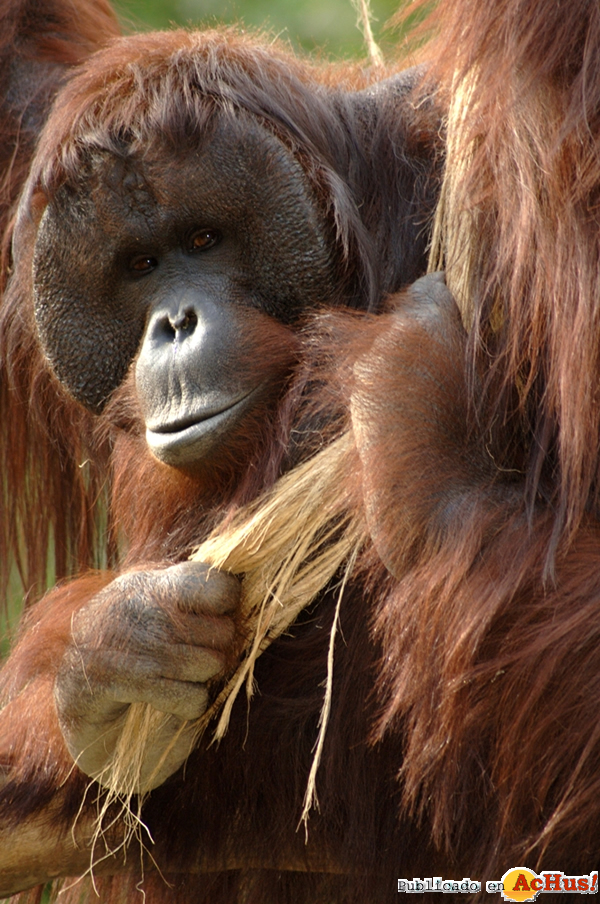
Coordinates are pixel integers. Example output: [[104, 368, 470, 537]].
[[4, 0, 600, 900], [367, 0, 600, 874], [0, 0, 119, 249], [324, 296, 600, 873], [0, 574, 113, 797], [406, 0, 600, 559]]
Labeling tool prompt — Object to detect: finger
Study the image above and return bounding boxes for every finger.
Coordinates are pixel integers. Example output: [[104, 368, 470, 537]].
[[79, 644, 227, 686], [168, 562, 242, 615], [156, 644, 227, 683], [115, 678, 209, 721], [169, 611, 238, 651]]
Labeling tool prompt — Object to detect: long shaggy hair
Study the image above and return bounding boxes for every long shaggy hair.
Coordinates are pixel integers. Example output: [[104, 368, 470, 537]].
[[421, 0, 600, 562]]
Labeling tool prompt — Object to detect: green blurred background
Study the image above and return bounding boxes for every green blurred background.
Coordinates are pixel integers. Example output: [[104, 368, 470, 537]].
[[113, 0, 404, 59]]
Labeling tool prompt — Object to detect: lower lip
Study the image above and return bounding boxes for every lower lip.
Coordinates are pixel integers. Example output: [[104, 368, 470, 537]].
[[146, 392, 255, 467]]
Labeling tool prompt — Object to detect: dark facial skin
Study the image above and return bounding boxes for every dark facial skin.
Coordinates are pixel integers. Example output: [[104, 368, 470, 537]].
[[33, 114, 336, 467]]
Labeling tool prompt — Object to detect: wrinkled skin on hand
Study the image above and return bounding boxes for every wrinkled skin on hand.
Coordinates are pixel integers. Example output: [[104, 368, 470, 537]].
[[54, 562, 242, 789]]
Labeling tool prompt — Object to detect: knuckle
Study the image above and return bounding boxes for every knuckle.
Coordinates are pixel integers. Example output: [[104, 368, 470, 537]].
[[174, 561, 242, 614]]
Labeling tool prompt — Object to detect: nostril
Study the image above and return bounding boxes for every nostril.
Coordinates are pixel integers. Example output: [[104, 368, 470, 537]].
[[149, 307, 200, 346], [171, 308, 198, 336], [154, 315, 177, 341]]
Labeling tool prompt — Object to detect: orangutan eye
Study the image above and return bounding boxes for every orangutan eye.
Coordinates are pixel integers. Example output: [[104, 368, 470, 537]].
[[188, 229, 221, 251], [129, 255, 158, 273]]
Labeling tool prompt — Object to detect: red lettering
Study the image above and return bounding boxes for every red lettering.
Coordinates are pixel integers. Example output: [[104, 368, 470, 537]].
[[563, 878, 577, 891], [530, 878, 542, 891], [513, 874, 531, 892], [578, 878, 590, 892], [544, 873, 563, 891]]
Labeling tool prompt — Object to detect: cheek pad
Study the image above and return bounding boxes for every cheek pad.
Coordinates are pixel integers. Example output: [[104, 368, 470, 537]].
[[32, 202, 145, 413]]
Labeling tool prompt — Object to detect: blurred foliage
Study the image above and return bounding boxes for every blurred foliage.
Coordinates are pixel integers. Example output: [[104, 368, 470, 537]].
[[0, 569, 24, 658], [112, 0, 411, 60]]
